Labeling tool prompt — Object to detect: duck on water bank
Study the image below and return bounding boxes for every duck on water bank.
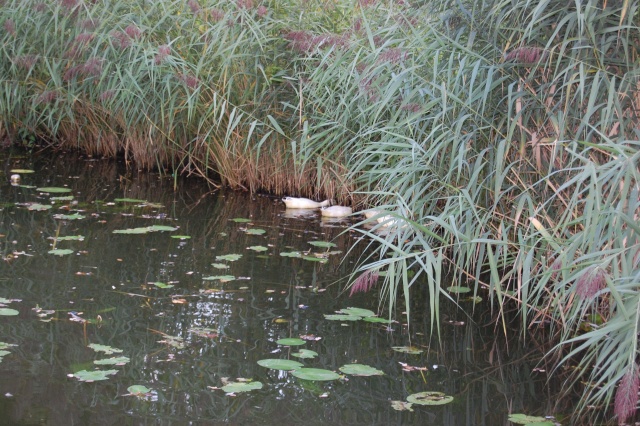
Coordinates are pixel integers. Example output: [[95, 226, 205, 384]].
[[282, 197, 333, 209]]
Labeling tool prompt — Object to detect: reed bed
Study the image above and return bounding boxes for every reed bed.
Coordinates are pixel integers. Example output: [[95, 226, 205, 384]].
[[1, 0, 639, 422]]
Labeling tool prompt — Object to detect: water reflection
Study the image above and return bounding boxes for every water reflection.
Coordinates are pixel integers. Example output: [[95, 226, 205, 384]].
[[0, 150, 556, 425]]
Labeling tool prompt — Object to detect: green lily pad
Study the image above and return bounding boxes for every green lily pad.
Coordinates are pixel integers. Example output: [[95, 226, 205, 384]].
[[127, 385, 152, 396], [51, 196, 74, 201], [308, 241, 337, 248], [202, 275, 235, 282], [280, 251, 302, 258], [26, 203, 52, 211], [447, 286, 471, 294], [291, 349, 318, 359], [392, 346, 423, 354], [245, 228, 266, 235], [257, 359, 305, 370], [0, 342, 17, 350], [48, 249, 74, 256], [88, 344, 123, 355], [362, 317, 394, 324], [339, 364, 384, 376], [406, 391, 453, 405], [391, 400, 414, 411], [221, 381, 263, 393], [37, 187, 72, 193], [113, 227, 150, 234], [211, 263, 229, 269], [276, 338, 306, 346], [94, 356, 130, 365], [248, 245, 268, 252], [507, 414, 554, 425], [302, 256, 328, 263], [291, 368, 340, 381], [0, 308, 19, 316], [54, 235, 85, 241], [53, 213, 85, 220], [152, 282, 174, 289], [171, 235, 191, 239], [10, 169, 34, 173], [338, 307, 375, 317], [73, 369, 119, 382], [324, 314, 361, 321], [215, 254, 242, 262], [0, 350, 11, 362], [114, 198, 146, 203], [147, 225, 178, 232], [230, 218, 251, 223]]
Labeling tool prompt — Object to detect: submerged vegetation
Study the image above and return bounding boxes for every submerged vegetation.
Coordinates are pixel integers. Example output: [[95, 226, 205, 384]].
[[0, 0, 639, 423]]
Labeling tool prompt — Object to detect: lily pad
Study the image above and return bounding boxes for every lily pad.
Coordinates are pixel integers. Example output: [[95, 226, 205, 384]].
[[257, 359, 304, 370], [51, 196, 74, 201], [88, 344, 123, 355], [338, 307, 375, 317], [291, 349, 318, 359], [324, 314, 361, 321], [406, 391, 453, 405], [48, 249, 74, 256], [127, 385, 152, 396], [339, 364, 384, 376], [507, 414, 554, 425], [291, 368, 340, 381], [202, 275, 235, 282], [148, 225, 178, 232], [215, 254, 242, 262], [73, 369, 119, 382], [53, 213, 85, 220], [362, 317, 394, 324], [37, 187, 72, 193], [10, 169, 34, 173], [230, 218, 251, 223], [94, 356, 130, 366], [221, 381, 263, 393], [280, 251, 302, 258], [211, 263, 229, 269], [447, 286, 471, 294], [391, 400, 414, 412], [276, 338, 306, 346], [113, 227, 151, 234], [302, 256, 328, 263], [54, 235, 85, 241], [114, 198, 146, 203], [171, 235, 191, 239], [0, 308, 19, 316], [392, 346, 424, 354], [26, 203, 52, 211], [308, 241, 337, 248], [245, 228, 266, 235], [248, 245, 268, 252], [152, 282, 174, 289]]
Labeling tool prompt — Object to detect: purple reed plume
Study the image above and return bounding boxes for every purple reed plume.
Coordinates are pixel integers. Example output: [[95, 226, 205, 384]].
[[36, 90, 58, 104], [188, 0, 201, 14], [615, 363, 639, 424], [349, 270, 379, 297], [4, 19, 16, 36], [155, 44, 171, 65], [575, 266, 607, 299]]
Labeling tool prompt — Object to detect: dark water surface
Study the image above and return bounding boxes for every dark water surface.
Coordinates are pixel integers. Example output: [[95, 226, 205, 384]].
[[0, 151, 554, 425]]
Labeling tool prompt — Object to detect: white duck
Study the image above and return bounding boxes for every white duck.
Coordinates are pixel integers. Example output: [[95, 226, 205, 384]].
[[320, 205, 352, 218], [282, 197, 332, 209]]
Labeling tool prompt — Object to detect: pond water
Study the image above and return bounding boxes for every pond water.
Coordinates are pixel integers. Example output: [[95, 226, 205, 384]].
[[0, 150, 556, 425]]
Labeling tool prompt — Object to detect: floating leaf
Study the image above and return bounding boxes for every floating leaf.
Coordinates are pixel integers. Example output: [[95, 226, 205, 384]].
[[73, 369, 118, 382], [230, 218, 251, 223], [113, 227, 150, 234], [302, 256, 328, 263], [391, 400, 414, 412], [171, 235, 191, 239], [392, 346, 423, 354], [248, 245, 268, 252], [0, 342, 17, 350], [276, 338, 306, 346], [94, 356, 130, 366], [147, 225, 178, 232], [190, 327, 218, 338], [0, 350, 11, 362], [291, 368, 340, 381], [50, 196, 74, 201], [324, 314, 361, 321], [127, 385, 152, 396], [37, 187, 72, 193], [88, 344, 123, 355], [48, 249, 74, 256], [245, 228, 266, 235], [291, 349, 318, 359], [406, 391, 453, 405], [507, 414, 554, 425], [362, 317, 394, 324], [10, 169, 34, 173], [338, 307, 375, 317], [221, 381, 263, 393], [157, 334, 184, 348], [308, 241, 337, 248], [215, 254, 242, 262], [53, 213, 85, 220], [203, 275, 235, 282], [280, 251, 302, 258], [26, 203, 52, 211], [114, 198, 146, 203], [339, 364, 384, 376], [257, 359, 304, 371], [0, 308, 19, 316], [211, 263, 229, 269], [54, 235, 85, 241], [153, 282, 174, 289], [447, 286, 471, 294]]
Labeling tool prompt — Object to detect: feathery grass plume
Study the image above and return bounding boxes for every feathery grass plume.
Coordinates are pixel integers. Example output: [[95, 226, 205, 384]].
[[349, 270, 379, 296], [36, 90, 58, 104], [256, 5, 267, 17], [377, 48, 407, 64], [504, 47, 547, 63], [175, 73, 200, 90], [124, 25, 141, 39], [13, 55, 38, 71], [237, 0, 254, 9], [187, 0, 201, 14], [82, 58, 102, 76], [614, 363, 639, 424], [98, 90, 114, 103], [210, 9, 225, 21], [79, 19, 98, 30], [575, 266, 607, 299], [33, 3, 46, 12], [60, 0, 79, 9], [154, 45, 170, 65], [4, 19, 15, 36]]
